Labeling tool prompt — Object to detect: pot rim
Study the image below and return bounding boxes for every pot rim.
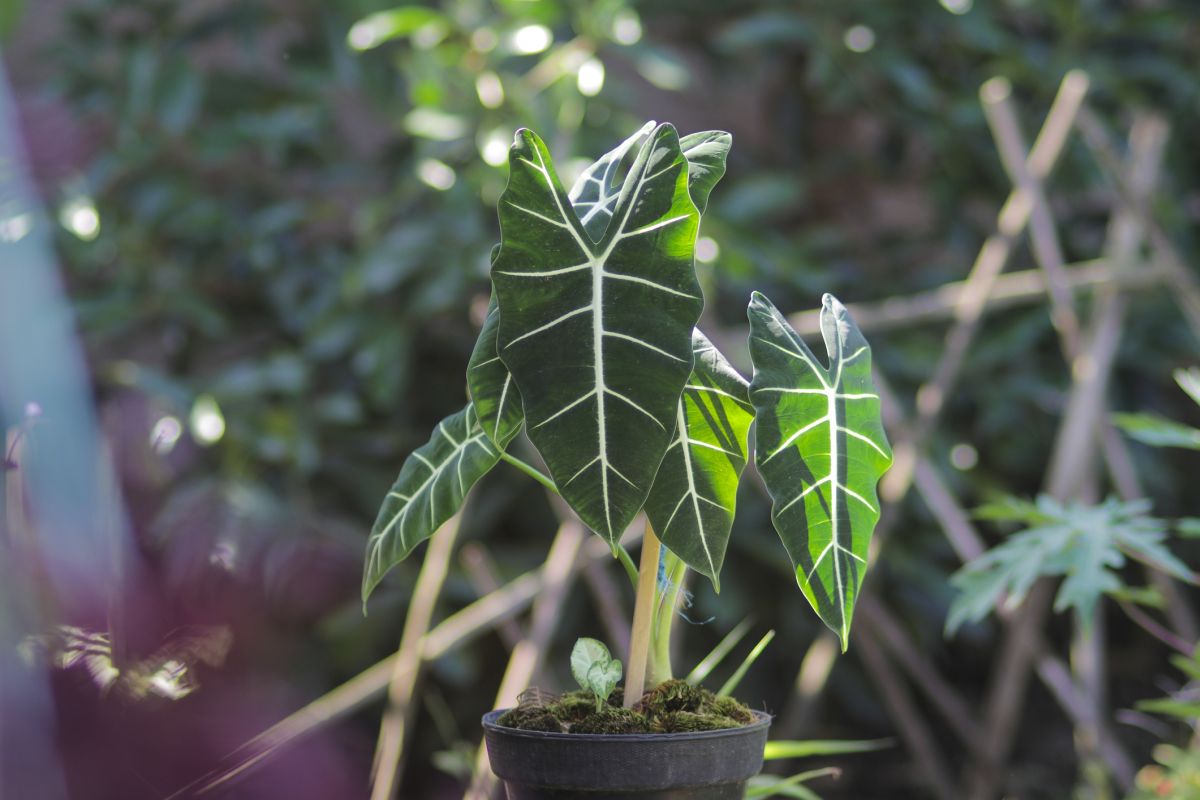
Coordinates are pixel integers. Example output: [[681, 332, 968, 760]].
[[481, 707, 773, 742]]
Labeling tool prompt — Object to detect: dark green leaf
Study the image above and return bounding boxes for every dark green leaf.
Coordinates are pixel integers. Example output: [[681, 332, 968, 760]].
[[492, 124, 702, 546], [748, 292, 892, 650], [467, 293, 523, 448], [644, 330, 753, 590], [678, 130, 732, 215], [362, 403, 500, 602]]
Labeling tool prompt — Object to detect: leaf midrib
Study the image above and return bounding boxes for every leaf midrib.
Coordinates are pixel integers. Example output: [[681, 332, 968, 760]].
[[515, 136, 688, 539]]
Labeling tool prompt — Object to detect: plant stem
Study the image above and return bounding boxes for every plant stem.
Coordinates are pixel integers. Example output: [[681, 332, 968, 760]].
[[615, 544, 639, 590], [499, 451, 558, 493], [624, 523, 661, 708], [649, 548, 686, 685]]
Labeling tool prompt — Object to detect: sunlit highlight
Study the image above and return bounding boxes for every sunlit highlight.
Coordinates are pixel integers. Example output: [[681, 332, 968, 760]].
[[511, 25, 552, 55], [60, 198, 100, 240], [577, 58, 605, 96], [189, 395, 225, 445]]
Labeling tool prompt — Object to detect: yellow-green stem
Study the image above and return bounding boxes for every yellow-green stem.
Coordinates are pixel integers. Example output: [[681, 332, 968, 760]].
[[624, 524, 661, 708], [649, 549, 687, 685]]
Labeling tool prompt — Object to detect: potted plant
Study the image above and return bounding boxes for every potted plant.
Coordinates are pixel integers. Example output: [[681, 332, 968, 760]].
[[362, 121, 892, 799]]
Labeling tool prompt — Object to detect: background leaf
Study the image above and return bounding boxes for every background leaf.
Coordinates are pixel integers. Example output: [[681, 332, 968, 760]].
[[947, 497, 1191, 633]]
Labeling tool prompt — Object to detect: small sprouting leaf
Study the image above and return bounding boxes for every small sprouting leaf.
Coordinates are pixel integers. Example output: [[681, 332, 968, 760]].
[[588, 660, 623, 705], [1112, 412, 1200, 450], [571, 637, 622, 710], [748, 292, 892, 651], [947, 496, 1191, 634], [362, 403, 500, 603], [570, 637, 609, 690]]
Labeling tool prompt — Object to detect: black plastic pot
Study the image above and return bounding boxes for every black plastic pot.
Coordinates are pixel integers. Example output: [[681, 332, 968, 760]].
[[482, 709, 771, 799]]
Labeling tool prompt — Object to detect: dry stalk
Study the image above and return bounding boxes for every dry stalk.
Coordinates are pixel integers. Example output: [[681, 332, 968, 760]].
[[463, 520, 587, 800]]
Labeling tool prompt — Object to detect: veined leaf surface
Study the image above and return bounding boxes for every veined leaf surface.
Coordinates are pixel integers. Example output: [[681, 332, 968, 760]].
[[362, 403, 500, 601], [568, 123, 731, 239], [492, 124, 703, 546], [568, 121, 657, 241], [469, 124, 731, 451], [466, 293, 523, 448], [677, 130, 732, 215], [748, 292, 891, 650], [644, 330, 754, 590]]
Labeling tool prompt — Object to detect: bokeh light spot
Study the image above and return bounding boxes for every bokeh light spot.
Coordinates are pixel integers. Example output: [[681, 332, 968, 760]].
[[843, 25, 876, 53], [577, 58, 605, 97], [511, 25, 552, 55]]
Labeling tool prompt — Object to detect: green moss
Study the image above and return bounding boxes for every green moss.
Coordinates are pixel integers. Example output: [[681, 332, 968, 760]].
[[547, 691, 596, 725], [654, 711, 744, 733], [708, 694, 755, 724], [496, 706, 563, 732], [571, 707, 651, 734], [497, 680, 755, 735], [632, 678, 707, 716]]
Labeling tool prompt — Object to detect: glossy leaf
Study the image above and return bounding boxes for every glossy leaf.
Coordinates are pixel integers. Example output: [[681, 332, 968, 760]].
[[362, 403, 500, 601], [568, 123, 731, 239], [644, 330, 754, 590], [469, 123, 731, 454], [678, 130, 732, 215], [748, 292, 891, 650], [568, 120, 657, 241], [492, 124, 702, 546], [466, 293, 522, 448]]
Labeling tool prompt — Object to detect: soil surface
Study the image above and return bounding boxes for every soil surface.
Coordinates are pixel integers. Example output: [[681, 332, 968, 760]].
[[496, 679, 755, 734]]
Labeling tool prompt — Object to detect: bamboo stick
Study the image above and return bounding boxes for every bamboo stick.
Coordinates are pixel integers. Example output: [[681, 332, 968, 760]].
[[785, 258, 1166, 337], [463, 520, 587, 800]]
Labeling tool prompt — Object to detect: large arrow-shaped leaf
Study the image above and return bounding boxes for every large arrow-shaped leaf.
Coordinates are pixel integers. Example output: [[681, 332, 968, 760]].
[[644, 330, 754, 591], [747, 292, 891, 650], [470, 125, 732, 451], [362, 403, 500, 602], [492, 124, 702, 546]]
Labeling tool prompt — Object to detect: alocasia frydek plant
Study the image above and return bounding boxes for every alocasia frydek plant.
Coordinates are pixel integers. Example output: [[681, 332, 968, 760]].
[[362, 121, 892, 710]]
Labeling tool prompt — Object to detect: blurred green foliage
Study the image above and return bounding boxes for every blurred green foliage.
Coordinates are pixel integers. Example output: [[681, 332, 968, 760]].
[[9, 0, 1200, 795]]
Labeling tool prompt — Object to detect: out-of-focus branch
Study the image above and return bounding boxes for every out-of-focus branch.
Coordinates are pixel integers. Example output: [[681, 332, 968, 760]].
[[463, 520, 588, 800], [374, 515, 464, 800], [786, 259, 1166, 337]]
